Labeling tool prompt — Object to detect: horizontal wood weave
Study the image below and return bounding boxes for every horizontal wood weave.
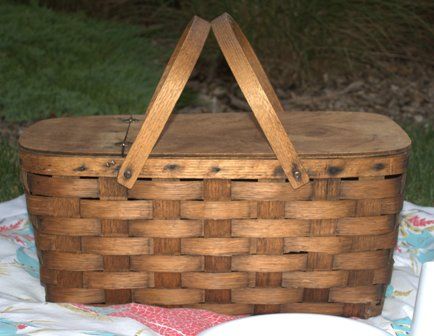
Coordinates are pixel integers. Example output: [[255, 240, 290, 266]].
[[24, 173, 404, 318]]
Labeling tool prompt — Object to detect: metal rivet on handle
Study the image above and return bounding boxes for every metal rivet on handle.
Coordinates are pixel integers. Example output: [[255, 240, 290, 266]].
[[292, 163, 302, 181], [123, 169, 132, 179]]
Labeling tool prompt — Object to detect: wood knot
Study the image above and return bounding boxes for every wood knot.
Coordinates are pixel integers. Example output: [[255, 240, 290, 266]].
[[327, 166, 343, 176], [373, 163, 385, 171], [273, 166, 285, 177], [73, 165, 87, 172], [211, 166, 221, 173], [164, 164, 179, 171]]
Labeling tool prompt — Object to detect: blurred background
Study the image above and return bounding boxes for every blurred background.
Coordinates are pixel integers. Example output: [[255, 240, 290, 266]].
[[0, 0, 432, 204]]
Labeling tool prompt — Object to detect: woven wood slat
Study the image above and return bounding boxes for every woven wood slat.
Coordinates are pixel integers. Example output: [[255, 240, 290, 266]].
[[231, 255, 307, 272], [40, 268, 59, 285], [282, 271, 349, 288], [81, 237, 150, 255], [130, 255, 204, 272], [379, 196, 404, 214], [58, 272, 85, 289], [42, 251, 103, 271], [36, 232, 81, 252], [333, 250, 389, 270], [347, 270, 375, 287], [129, 219, 203, 237], [182, 272, 248, 289], [335, 215, 395, 236], [329, 286, 381, 304], [40, 269, 84, 288], [46, 286, 105, 304], [80, 200, 153, 219], [29, 174, 98, 198], [373, 268, 392, 284], [232, 177, 402, 201], [181, 201, 257, 219], [340, 177, 402, 199], [232, 219, 310, 237], [285, 200, 356, 219], [232, 182, 312, 201], [351, 232, 397, 251], [27, 195, 80, 217], [134, 289, 204, 305], [284, 236, 353, 254], [128, 181, 203, 200], [37, 217, 101, 236], [232, 288, 303, 305], [181, 238, 250, 255], [83, 272, 148, 289]]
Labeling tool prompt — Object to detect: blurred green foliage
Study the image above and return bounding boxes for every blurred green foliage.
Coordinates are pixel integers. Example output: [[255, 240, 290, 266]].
[[404, 124, 434, 206], [29, 0, 434, 85], [0, 0, 165, 122], [0, 140, 22, 202]]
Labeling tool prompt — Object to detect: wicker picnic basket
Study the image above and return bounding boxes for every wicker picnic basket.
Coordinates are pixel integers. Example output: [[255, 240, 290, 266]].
[[19, 14, 411, 318]]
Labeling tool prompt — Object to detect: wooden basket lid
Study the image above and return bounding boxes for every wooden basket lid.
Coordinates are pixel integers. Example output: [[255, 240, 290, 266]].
[[19, 111, 410, 159]]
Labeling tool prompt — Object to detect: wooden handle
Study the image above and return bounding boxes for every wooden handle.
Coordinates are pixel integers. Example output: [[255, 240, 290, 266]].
[[118, 14, 309, 189], [117, 16, 211, 188], [212, 13, 309, 188]]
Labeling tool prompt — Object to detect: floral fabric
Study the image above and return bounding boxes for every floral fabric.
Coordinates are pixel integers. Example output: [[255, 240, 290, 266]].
[[0, 195, 432, 335]]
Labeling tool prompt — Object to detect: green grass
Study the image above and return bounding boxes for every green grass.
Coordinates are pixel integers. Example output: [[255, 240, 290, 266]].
[[0, 0, 165, 122], [174, 0, 434, 84], [49, 0, 433, 85], [185, 0, 434, 84], [404, 124, 434, 206], [0, 140, 23, 202]]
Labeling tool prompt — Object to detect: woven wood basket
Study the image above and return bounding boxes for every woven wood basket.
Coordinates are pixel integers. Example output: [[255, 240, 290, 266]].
[[19, 14, 411, 318]]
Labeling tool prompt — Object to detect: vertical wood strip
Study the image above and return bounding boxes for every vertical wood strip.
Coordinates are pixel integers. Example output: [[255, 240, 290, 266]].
[[255, 183, 285, 314], [346, 176, 386, 316], [304, 179, 340, 303], [203, 180, 232, 304], [99, 177, 130, 304], [153, 194, 182, 293]]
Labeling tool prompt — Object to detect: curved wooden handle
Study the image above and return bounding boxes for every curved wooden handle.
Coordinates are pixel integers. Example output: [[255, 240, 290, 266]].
[[117, 16, 210, 188], [212, 13, 309, 188]]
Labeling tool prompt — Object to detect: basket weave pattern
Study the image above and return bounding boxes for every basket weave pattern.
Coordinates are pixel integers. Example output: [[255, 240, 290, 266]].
[[26, 173, 403, 317], [20, 13, 410, 318]]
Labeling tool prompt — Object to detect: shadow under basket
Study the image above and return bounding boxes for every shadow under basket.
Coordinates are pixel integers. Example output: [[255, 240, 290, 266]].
[[19, 14, 411, 318]]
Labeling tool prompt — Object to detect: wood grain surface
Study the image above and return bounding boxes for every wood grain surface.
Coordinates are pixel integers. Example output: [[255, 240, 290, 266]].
[[212, 13, 308, 188], [117, 16, 210, 188], [19, 112, 411, 159]]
